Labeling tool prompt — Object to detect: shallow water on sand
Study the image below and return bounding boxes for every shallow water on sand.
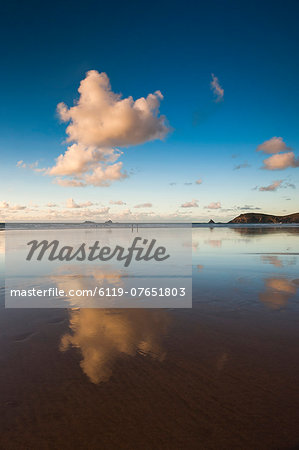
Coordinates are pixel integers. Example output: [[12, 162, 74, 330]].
[[0, 227, 299, 449]]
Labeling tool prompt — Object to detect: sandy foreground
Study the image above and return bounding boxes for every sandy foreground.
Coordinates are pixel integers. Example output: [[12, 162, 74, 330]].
[[0, 302, 299, 450]]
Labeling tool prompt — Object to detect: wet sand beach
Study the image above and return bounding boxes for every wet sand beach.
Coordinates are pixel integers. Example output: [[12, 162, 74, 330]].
[[1, 227, 299, 449]]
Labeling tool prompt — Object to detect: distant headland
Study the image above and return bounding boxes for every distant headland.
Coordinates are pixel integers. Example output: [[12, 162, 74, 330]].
[[228, 212, 299, 224]]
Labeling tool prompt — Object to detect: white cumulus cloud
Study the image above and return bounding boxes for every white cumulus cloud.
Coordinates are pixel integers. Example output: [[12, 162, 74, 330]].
[[47, 70, 169, 187]]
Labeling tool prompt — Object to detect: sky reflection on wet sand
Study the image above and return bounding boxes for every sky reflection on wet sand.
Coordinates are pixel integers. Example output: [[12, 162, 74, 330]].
[[0, 227, 299, 449]]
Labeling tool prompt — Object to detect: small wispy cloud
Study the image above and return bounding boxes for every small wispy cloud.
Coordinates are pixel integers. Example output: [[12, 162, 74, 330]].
[[204, 201, 221, 210], [181, 199, 199, 208], [55, 178, 86, 187], [66, 198, 95, 208], [234, 162, 250, 170], [95, 207, 110, 215], [262, 152, 299, 170], [173, 179, 203, 186], [236, 204, 261, 211], [109, 200, 126, 205], [256, 137, 290, 154], [17, 160, 45, 172], [210, 74, 224, 102], [258, 180, 296, 191], [0, 201, 26, 211], [285, 182, 296, 189], [134, 203, 153, 208], [259, 180, 283, 191]]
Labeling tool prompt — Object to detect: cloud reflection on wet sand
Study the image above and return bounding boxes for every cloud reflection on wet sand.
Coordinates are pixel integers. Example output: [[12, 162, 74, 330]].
[[259, 277, 299, 309], [50, 266, 125, 308], [204, 239, 222, 248], [261, 255, 296, 267], [60, 308, 170, 383]]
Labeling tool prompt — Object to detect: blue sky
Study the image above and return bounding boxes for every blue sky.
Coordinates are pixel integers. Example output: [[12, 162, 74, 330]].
[[0, 0, 298, 221]]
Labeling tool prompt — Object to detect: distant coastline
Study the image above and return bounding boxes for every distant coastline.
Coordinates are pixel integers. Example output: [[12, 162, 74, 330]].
[[1, 212, 299, 230]]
